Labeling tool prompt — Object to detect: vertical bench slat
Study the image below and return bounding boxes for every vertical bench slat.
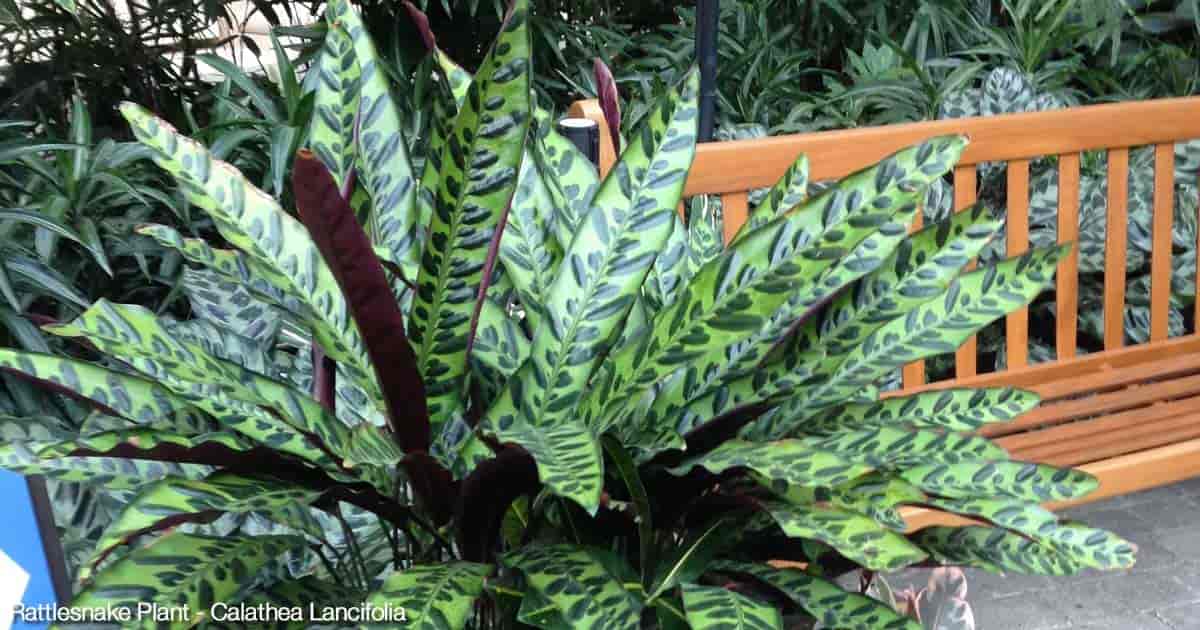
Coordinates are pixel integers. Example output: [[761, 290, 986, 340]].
[[902, 209, 926, 388], [721, 192, 749, 245], [1007, 159, 1031, 370], [1151, 143, 1176, 342], [1056, 153, 1081, 361], [953, 165, 979, 378], [1105, 148, 1130, 350]]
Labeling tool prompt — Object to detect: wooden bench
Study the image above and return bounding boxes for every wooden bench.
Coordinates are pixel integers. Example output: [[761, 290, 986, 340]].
[[569, 96, 1200, 524]]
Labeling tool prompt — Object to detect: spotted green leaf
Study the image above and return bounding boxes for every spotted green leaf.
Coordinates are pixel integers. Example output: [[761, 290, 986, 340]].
[[808, 426, 1008, 467], [34, 429, 252, 460], [924, 495, 1135, 570], [363, 562, 490, 629], [44, 301, 353, 463], [593, 136, 966, 434], [912, 526, 1086, 575], [120, 103, 382, 412], [729, 153, 810, 246], [136, 223, 307, 321], [309, 21, 360, 191], [484, 68, 700, 438], [67, 533, 307, 629], [328, 0, 422, 271], [900, 460, 1099, 502], [711, 561, 920, 630], [681, 583, 782, 630], [0, 440, 207, 489], [500, 154, 563, 331], [79, 472, 321, 583], [802, 387, 1039, 435], [503, 545, 643, 630], [0, 348, 201, 426], [811, 244, 1067, 406], [766, 473, 926, 532], [759, 502, 928, 571], [530, 108, 599, 247], [669, 438, 870, 488], [408, 0, 531, 429], [180, 266, 283, 346], [489, 418, 602, 513], [795, 204, 1002, 358]]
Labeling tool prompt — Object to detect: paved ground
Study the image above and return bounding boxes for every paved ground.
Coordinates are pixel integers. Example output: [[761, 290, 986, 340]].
[[884, 478, 1200, 629]]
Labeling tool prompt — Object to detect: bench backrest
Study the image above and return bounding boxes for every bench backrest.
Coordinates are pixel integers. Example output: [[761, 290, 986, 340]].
[[567, 97, 1200, 387]]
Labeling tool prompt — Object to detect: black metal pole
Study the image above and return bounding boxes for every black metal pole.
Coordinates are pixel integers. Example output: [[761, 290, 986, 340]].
[[27, 476, 71, 601], [557, 118, 600, 166], [696, 0, 718, 143]]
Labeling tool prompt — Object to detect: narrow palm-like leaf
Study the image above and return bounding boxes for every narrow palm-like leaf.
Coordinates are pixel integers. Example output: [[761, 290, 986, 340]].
[[681, 584, 782, 630], [365, 562, 491, 630], [408, 0, 531, 430], [293, 151, 430, 453]]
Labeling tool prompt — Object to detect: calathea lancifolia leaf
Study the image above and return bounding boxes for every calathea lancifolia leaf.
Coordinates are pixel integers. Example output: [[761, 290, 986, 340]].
[[900, 460, 1099, 502], [34, 429, 252, 460], [78, 472, 321, 583], [756, 502, 927, 571], [764, 473, 926, 532], [594, 136, 967, 437], [801, 387, 1039, 435], [795, 204, 1002, 358], [483, 69, 700, 513], [668, 438, 871, 489], [0, 348, 201, 426], [293, 150, 430, 453], [365, 562, 491, 630], [711, 561, 921, 630], [308, 20, 360, 193], [408, 0, 531, 430], [135, 223, 309, 321], [681, 583, 782, 630], [530, 107, 600, 247], [503, 544, 644, 629], [922, 495, 1135, 570], [119, 103, 384, 416], [44, 300, 354, 463], [69, 533, 307, 627], [499, 155, 563, 332], [0, 440, 208, 490], [785, 243, 1069, 416], [728, 152, 811, 246], [633, 197, 921, 442], [327, 0, 422, 271], [913, 526, 1086, 575]]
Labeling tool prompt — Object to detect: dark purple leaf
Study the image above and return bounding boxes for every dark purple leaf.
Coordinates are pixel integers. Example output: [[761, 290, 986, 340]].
[[455, 446, 539, 562], [402, 1, 437, 52], [292, 150, 430, 454], [594, 58, 622, 155]]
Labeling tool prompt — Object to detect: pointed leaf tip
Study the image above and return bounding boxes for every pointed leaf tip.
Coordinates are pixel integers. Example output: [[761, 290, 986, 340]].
[[402, 1, 437, 52], [593, 58, 622, 155]]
